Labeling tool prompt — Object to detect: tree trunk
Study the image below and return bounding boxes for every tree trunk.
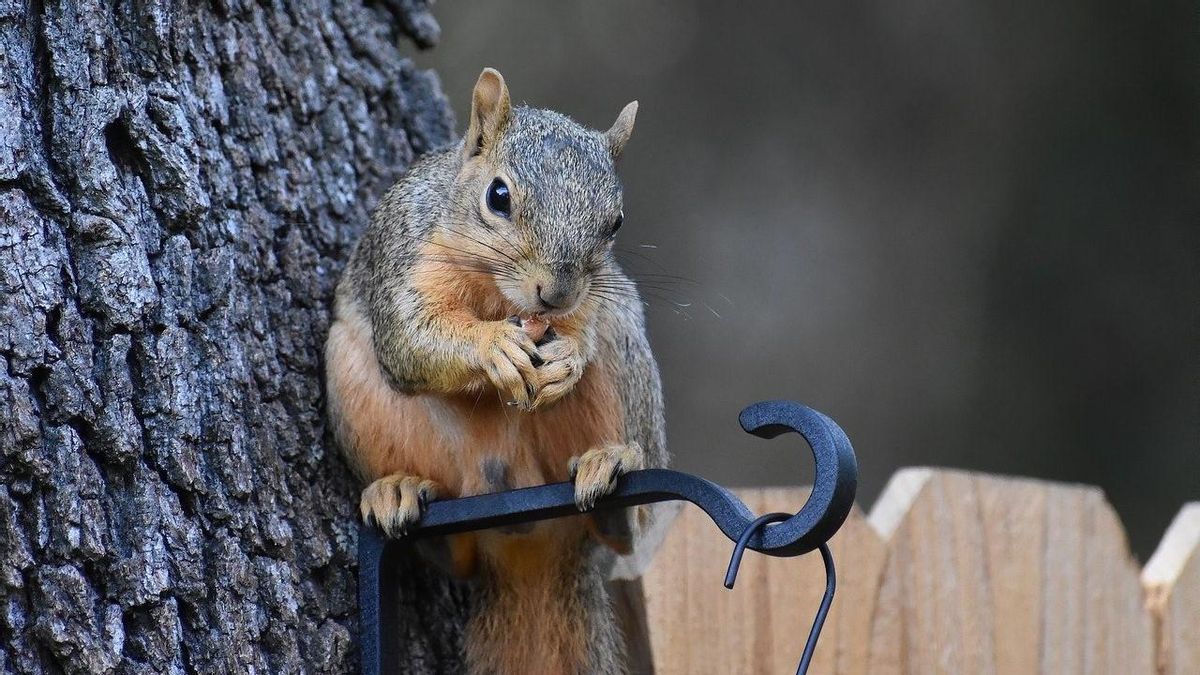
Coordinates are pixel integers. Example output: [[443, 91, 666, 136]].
[[0, 0, 469, 671]]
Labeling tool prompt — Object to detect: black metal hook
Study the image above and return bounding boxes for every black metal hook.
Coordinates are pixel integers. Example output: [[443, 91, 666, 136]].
[[357, 400, 858, 674], [384, 400, 858, 556], [724, 512, 837, 675], [724, 512, 793, 588]]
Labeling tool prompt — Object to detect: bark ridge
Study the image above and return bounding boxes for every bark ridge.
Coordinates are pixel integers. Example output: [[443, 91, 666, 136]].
[[0, 0, 464, 672]]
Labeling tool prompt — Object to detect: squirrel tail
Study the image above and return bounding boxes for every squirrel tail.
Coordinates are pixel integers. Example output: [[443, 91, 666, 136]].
[[466, 521, 626, 675]]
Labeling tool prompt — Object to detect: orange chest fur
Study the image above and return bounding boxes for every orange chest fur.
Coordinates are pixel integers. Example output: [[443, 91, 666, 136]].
[[330, 241, 621, 497], [431, 360, 623, 496], [329, 300, 623, 497]]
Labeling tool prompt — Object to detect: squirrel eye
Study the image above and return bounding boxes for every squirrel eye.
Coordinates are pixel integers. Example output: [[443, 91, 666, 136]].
[[486, 178, 511, 218], [609, 213, 624, 237]]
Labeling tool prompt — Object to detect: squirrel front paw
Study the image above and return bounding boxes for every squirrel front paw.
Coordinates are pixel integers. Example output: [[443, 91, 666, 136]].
[[531, 334, 585, 409], [475, 320, 541, 410], [569, 443, 644, 511], [360, 474, 441, 537]]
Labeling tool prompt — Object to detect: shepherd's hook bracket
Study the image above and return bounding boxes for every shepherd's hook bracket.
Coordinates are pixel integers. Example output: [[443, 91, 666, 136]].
[[357, 399, 858, 674]]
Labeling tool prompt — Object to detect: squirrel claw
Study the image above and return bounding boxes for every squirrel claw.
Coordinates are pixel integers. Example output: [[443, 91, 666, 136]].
[[479, 321, 541, 410], [360, 474, 440, 537], [530, 335, 584, 409], [569, 443, 643, 511]]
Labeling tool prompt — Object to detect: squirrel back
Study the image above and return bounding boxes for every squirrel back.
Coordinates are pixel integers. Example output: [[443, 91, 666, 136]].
[[325, 68, 665, 674]]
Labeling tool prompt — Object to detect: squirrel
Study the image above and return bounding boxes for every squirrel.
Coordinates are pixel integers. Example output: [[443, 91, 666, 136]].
[[324, 68, 666, 674]]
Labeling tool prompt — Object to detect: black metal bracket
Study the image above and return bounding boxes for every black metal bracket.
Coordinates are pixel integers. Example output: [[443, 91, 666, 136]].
[[358, 400, 858, 674]]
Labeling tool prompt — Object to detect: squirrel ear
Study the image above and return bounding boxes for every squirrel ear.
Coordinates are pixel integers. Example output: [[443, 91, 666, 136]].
[[605, 101, 638, 158], [465, 68, 512, 160]]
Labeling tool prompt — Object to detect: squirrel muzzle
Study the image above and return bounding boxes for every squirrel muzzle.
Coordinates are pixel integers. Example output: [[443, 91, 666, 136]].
[[511, 261, 587, 315], [535, 279, 582, 313]]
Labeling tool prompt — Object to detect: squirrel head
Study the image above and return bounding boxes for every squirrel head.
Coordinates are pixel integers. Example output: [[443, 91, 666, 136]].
[[446, 68, 637, 317]]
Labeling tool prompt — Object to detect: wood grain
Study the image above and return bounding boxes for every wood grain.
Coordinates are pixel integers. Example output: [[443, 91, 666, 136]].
[[868, 469, 1153, 675], [643, 488, 886, 675], [641, 470, 1185, 674]]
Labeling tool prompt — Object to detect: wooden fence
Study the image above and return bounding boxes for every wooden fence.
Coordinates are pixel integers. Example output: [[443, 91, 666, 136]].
[[638, 469, 1198, 675]]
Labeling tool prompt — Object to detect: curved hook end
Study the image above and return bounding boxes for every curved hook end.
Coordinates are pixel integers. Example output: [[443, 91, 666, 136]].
[[739, 400, 808, 439], [734, 399, 859, 557]]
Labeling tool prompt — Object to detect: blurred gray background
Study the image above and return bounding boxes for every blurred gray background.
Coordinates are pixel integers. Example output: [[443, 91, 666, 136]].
[[413, 0, 1197, 557]]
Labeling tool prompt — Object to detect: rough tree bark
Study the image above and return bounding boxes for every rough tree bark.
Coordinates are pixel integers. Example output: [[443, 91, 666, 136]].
[[0, 0, 471, 672]]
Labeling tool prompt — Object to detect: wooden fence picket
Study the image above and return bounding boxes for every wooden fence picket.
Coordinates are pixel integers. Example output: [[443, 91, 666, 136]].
[[1143, 503, 1200, 675], [640, 469, 1188, 675], [642, 489, 887, 675]]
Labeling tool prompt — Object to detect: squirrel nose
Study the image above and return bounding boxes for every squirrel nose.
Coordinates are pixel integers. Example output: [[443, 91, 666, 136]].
[[536, 283, 572, 310]]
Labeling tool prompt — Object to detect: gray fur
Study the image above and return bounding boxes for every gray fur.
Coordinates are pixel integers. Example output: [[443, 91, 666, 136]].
[[341, 148, 466, 391], [340, 105, 639, 392], [494, 108, 624, 270]]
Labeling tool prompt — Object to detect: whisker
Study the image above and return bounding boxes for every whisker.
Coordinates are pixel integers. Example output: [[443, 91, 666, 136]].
[[440, 224, 523, 267], [418, 256, 521, 280], [394, 232, 517, 271], [419, 252, 516, 271]]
